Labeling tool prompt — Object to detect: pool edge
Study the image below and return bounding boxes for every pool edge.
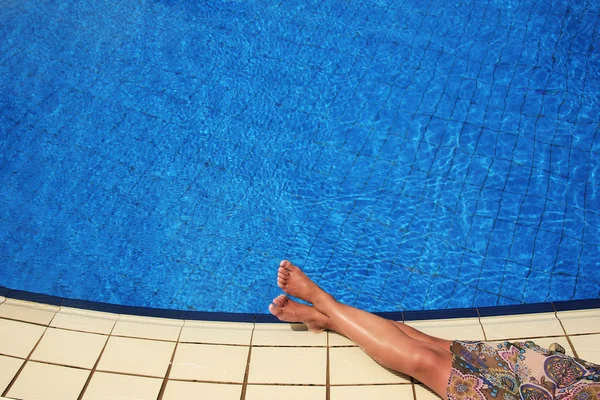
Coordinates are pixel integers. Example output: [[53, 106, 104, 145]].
[[2, 286, 598, 322]]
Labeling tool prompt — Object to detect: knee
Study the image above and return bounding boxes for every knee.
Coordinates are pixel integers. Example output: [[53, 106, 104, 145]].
[[407, 346, 447, 377]]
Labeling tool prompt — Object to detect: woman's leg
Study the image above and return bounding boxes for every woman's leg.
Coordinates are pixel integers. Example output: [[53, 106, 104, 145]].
[[269, 295, 452, 351], [275, 260, 453, 399]]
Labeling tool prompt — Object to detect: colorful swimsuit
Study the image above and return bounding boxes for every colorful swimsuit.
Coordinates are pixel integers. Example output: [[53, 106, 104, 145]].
[[447, 341, 600, 400]]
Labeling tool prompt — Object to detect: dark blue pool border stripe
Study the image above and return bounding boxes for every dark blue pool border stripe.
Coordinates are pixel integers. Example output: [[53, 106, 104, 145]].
[[1, 286, 599, 323]]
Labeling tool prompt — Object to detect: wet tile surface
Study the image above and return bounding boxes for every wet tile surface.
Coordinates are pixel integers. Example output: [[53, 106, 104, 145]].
[[0, 300, 58, 325], [329, 347, 411, 385], [112, 315, 182, 341], [330, 384, 414, 400], [96, 336, 175, 378], [31, 327, 107, 369], [251, 323, 327, 346], [81, 372, 162, 400], [248, 347, 327, 385], [406, 318, 486, 341], [7, 361, 90, 400], [0, 319, 46, 358], [557, 309, 600, 335], [245, 385, 326, 400], [162, 381, 242, 400], [570, 334, 600, 364], [170, 343, 249, 383], [0, 356, 24, 394], [50, 307, 118, 335], [479, 313, 565, 340], [0, 297, 598, 400], [179, 321, 253, 345]]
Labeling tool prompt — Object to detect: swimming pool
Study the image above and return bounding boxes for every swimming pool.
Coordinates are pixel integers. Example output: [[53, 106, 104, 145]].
[[1, 0, 598, 314]]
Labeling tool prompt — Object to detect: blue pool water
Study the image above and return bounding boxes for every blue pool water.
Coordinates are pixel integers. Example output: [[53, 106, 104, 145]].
[[1, 0, 599, 313]]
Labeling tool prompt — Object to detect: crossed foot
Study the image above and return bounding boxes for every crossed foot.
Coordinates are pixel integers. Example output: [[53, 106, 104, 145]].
[[268, 260, 331, 333]]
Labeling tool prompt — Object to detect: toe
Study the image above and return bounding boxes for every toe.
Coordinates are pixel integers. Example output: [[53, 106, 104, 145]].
[[268, 303, 283, 317], [273, 295, 287, 307], [280, 260, 293, 271], [277, 272, 289, 285]]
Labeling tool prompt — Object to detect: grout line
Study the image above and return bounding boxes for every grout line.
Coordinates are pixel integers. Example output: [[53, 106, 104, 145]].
[[481, 334, 574, 342], [411, 379, 417, 400], [326, 332, 330, 400], [206, 382, 409, 387], [250, 344, 328, 348], [156, 324, 184, 400], [13, 359, 92, 372], [110, 333, 181, 343], [476, 307, 488, 341], [0, 315, 56, 328], [0, 313, 187, 343], [243, 382, 328, 387], [91, 369, 173, 380], [41, 325, 114, 337], [568, 332, 600, 337], [178, 341, 252, 347], [166, 378, 244, 385], [76, 315, 118, 400], [0, 354, 25, 362], [239, 317, 257, 400], [552, 302, 579, 359]]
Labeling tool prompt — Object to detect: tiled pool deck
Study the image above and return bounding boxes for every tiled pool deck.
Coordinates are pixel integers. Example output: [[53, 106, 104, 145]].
[[0, 295, 598, 400]]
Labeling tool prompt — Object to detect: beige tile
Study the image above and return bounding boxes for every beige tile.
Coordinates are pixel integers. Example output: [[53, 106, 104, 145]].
[[170, 343, 249, 383], [479, 313, 564, 340], [0, 297, 5, 304], [180, 320, 253, 345], [329, 331, 356, 346], [31, 327, 107, 369], [51, 307, 118, 334], [252, 323, 327, 346], [518, 336, 574, 357], [97, 336, 175, 377], [0, 318, 46, 358], [331, 384, 414, 400], [7, 361, 89, 400], [111, 314, 183, 341], [82, 371, 162, 400], [415, 384, 442, 399], [162, 381, 242, 400], [248, 347, 326, 385], [245, 385, 326, 400], [557, 309, 600, 335], [406, 318, 485, 341], [330, 347, 410, 385], [570, 334, 600, 364], [0, 355, 24, 393], [0, 299, 59, 325]]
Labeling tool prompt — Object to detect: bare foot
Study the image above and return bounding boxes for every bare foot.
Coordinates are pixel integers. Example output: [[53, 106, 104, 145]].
[[276, 260, 326, 304], [268, 295, 330, 332]]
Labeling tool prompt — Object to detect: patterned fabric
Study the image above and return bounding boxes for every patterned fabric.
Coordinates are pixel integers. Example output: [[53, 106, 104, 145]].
[[447, 341, 600, 400]]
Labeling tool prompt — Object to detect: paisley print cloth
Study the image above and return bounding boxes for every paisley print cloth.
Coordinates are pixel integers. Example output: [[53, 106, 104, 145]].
[[447, 341, 600, 400]]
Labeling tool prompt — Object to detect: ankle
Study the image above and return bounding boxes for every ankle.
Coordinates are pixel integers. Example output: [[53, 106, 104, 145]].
[[313, 292, 336, 312]]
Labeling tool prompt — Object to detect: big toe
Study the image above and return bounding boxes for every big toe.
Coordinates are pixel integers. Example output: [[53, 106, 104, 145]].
[[268, 303, 283, 317], [280, 260, 294, 271]]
